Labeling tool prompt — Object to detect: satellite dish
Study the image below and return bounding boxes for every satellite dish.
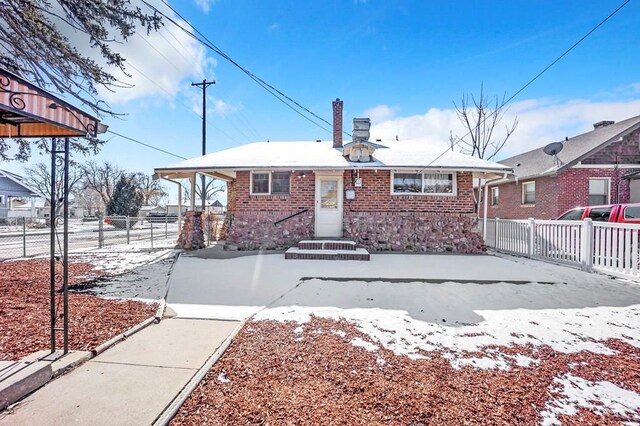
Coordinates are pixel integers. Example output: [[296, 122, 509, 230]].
[[543, 141, 564, 156]]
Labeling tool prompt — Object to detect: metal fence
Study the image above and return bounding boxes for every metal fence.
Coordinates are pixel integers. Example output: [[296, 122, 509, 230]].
[[0, 216, 166, 260], [484, 218, 640, 281]]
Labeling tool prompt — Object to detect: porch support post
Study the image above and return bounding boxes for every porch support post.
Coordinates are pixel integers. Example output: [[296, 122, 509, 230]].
[[49, 138, 56, 353], [190, 173, 196, 211], [63, 137, 69, 354], [30, 197, 35, 219], [483, 179, 489, 241], [177, 182, 183, 228]]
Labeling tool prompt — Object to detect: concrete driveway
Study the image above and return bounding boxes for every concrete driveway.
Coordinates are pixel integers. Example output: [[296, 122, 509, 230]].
[[166, 249, 640, 325]]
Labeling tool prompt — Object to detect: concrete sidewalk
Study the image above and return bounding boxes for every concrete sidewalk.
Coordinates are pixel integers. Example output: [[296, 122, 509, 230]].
[[0, 318, 239, 425]]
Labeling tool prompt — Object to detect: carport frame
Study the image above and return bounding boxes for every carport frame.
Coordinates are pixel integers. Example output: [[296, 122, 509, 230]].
[[0, 67, 105, 354]]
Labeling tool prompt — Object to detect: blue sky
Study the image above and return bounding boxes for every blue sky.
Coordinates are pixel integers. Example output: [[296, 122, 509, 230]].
[[2, 0, 640, 202]]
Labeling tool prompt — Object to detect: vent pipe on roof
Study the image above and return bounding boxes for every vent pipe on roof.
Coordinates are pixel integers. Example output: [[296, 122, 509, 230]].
[[332, 98, 343, 148], [352, 117, 370, 142], [593, 120, 615, 129]]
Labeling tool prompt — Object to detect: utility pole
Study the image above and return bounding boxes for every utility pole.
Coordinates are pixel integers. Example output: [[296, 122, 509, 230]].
[[191, 79, 216, 211]]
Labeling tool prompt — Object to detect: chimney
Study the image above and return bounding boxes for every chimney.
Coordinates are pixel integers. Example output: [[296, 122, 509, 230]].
[[593, 120, 615, 129], [332, 98, 343, 148]]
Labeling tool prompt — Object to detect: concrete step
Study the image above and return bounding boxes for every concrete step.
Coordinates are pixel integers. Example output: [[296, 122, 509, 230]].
[[297, 239, 358, 251], [285, 247, 370, 261]]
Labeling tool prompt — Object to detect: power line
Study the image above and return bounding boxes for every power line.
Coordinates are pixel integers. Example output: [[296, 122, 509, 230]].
[[144, 0, 343, 136], [106, 130, 188, 160], [424, 0, 631, 169]]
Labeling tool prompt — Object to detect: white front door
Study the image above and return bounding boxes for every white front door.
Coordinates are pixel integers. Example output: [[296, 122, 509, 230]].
[[315, 173, 343, 237]]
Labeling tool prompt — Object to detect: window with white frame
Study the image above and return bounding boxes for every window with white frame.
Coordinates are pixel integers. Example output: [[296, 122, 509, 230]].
[[522, 181, 535, 205], [392, 172, 456, 195], [0, 194, 4, 205], [588, 178, 609, 205], [250, 171, 291, 195], [490, 187, 499, 206]]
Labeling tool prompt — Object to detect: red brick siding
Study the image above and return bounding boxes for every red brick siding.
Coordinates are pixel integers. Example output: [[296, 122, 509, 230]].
[[485, 169, 639, 220], [582, 129, 640, 164], [233, 171, 315, 212], [556, 168, 637, 212], [344, 170, 476, 213], [486, 176, 559, 219]]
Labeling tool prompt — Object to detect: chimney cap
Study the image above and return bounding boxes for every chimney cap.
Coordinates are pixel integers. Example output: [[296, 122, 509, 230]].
[[593, 120, 615, 129]]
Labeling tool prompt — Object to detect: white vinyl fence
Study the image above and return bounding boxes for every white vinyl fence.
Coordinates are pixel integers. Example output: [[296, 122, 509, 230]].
[[485, 218, 640, 281]]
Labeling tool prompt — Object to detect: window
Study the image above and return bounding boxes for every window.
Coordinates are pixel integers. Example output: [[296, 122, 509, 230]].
[[588, 206, 613, 222], [490, 187, 499, 206], [392, 172, 455, 195], [558, 208, 585, 220], [250, 171, 291, 195], [588, 178, 609, 206], [251, 173, 270, 194], [623, 206, 640, 220], [0, 194, 4, 205], [271, 172, 291, 195], [522, 181, 535, 205]]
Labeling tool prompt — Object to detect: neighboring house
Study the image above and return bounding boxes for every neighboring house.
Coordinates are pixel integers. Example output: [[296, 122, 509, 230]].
[[484, 116, 640, 220], [166, 200, 221, 216], [139, 205, 166, 217], [210, 200, 225, 215], [0, 169, 41, 219], [155, 100, 511, 252]]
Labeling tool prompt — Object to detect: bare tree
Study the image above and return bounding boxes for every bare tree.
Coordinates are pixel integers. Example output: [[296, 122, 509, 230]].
[[182, 177, 225, 204], [71, 187, 104, 216], [79, 161, 124, 207], [24, 161, 82, 219], [0, 0, 161, 118], [134, 173, 168, 206], [0, 1, 163, 161], [449, 84, 518, 161]]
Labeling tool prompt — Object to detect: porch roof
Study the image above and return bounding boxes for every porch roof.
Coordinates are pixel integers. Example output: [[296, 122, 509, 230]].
[[155, 140, 512, 180], [0, 68, 104, 138]]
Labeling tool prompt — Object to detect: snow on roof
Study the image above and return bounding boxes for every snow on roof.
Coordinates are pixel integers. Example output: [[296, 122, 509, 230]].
[[157, 140, 511, 173]]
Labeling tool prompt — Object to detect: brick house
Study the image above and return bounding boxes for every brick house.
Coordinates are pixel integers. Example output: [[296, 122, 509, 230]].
[[484, 115, 640, 220], [155, 100, 511, 253]]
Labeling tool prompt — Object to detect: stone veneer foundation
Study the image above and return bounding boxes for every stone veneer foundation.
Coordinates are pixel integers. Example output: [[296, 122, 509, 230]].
[[225, 210, 484, 253], [178, 211, 205, 250], [226, 210, 314, 250], [343, 212, 485, 253]]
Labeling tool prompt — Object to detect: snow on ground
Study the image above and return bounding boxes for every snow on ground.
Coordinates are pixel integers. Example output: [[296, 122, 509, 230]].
[[540, 374, 640, 425], [69, 243, 176, 276], [254, 292, 640, 364]]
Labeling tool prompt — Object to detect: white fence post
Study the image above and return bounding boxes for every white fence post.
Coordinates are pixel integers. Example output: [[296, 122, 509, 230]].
[[528, 218, 535, 257], [581, 218, 593, 271], [495, 218, 500, 251]]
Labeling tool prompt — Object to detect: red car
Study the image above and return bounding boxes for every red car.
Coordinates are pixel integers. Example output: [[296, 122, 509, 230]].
[[557, 203, 640, 224]]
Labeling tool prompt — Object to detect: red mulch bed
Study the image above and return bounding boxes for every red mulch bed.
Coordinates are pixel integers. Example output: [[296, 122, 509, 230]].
[[0, 259, 157, 361], [172, 317, 640, 426]]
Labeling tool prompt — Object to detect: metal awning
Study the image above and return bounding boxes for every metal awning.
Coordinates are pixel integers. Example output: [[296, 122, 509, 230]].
[[0, 65, 106, 356], [0, 68, 104, 138]]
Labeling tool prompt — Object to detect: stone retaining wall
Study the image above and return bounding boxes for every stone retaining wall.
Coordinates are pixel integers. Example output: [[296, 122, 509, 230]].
[[227, 210, 314, 250], [344, 212, 485, 253]]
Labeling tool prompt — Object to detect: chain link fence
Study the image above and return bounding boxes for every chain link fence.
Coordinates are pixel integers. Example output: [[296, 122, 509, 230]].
[[0, 215, 185, 260]]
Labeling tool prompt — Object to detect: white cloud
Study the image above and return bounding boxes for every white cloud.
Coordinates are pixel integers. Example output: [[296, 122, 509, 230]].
[[268, 23, 279, 32], [193, 0, 216, 13], [362, 104, 399, 123], [369, 97, 640, 161], [49, 0, 214, 106]]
